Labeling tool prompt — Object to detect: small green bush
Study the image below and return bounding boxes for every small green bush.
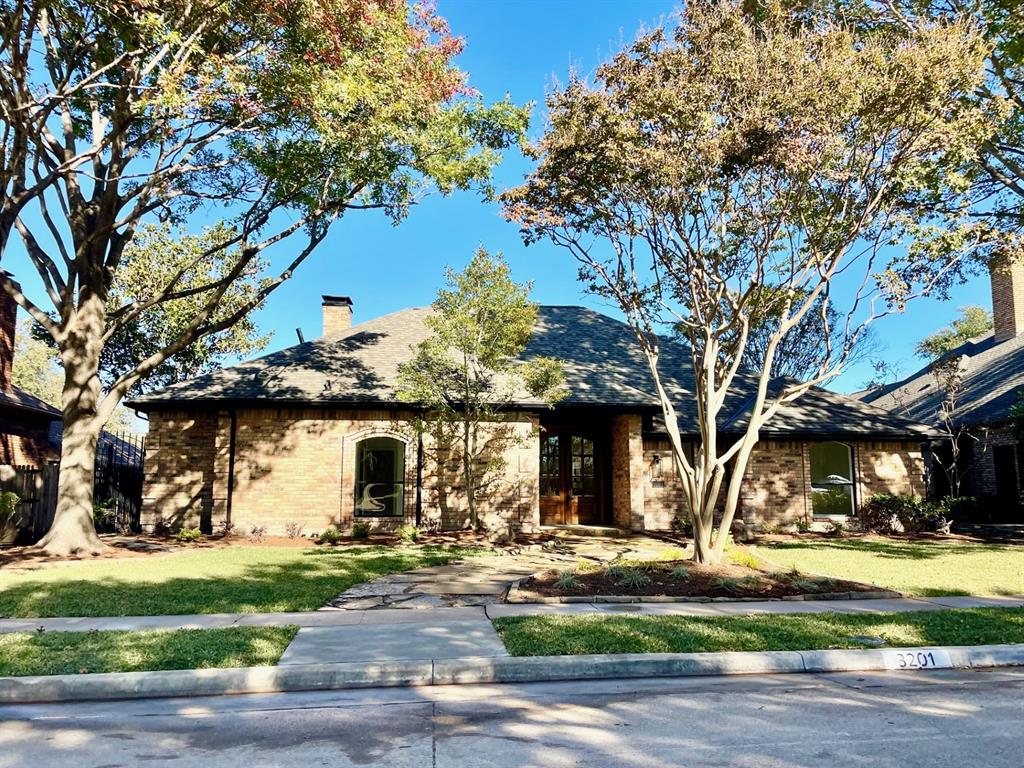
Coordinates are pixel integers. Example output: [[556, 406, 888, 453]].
[[248, 525, 267, 543], [397, 524, 419, 543], [175, 527, 202, 543], [317, 526, 342, 545], [0, 491, 22, 528], [670, 564, 690, 580], [616, 568, 651, 589], [553, 570, 580, 590], [717, 575, 759, 593], [826, 520, 846, 537], [794, 517, 811, 534], [760, 521, 782, 535], [351, 521, 371, 539]]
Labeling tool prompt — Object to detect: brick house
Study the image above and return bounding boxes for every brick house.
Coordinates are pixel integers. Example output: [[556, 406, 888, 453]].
[[863, 259, 1024, 519], [129, 297, 932, 535], [0, 276, 60, 467]]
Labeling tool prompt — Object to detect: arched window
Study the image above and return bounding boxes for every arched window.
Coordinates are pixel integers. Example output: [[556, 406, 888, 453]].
[[355, 437, 405, 517], [810, 442, 855, 517]]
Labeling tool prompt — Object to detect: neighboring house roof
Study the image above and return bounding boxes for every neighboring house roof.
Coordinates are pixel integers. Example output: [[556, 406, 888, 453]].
[[861, 331, 1024, 428], [0, 385, 62, 419], [129, 305, 934, 440]]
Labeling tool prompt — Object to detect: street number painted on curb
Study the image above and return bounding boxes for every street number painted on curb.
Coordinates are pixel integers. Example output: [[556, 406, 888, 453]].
[[882, 649, 953, 670]]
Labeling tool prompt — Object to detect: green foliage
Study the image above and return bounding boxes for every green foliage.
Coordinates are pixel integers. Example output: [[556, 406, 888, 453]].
[[915, 306, 992, 359], [856, 492, 953, 534], [795, 517, 812, 534], [826, 520, 846, 537], [397, 249, 566, 528], [351, 522, 371, 540], [175, 527, 203, 543], [616, 568, 652, 589], [553, 570, 580, 590], [101, 223, 272, 393], [670, 515, 694, 538], [0, 492, 21, 528], [317, 527, 342, 545], [0, 627, 298, 677], [716, 576, 760, 593], [0, 545, 478, 617], [670, 564, 691, 580], [397, 524, 420, 543], [493, 607, 1024, 656], [726, 546, 761, 569]]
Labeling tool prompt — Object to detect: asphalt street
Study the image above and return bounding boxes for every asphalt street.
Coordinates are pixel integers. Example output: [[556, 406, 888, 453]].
[[0, 668, 1021, 767]]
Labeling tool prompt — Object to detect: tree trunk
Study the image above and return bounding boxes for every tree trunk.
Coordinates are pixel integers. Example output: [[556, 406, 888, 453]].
[[37, 297, 107, 556]]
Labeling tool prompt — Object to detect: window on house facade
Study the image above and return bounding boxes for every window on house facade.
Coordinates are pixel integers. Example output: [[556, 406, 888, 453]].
[[810, 441, 855, 516], [571, 436, 595, 496], [540, 435, 560, 497], [354, 437, 405, 517]]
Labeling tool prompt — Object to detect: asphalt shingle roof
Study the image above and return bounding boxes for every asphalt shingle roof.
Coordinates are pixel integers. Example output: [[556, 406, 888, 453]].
[[0, 385, 61, 418], [130, 305, 933, 439], [861, 330, 1024, 428]]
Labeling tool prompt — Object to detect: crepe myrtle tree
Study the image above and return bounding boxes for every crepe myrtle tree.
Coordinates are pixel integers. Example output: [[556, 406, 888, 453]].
[[0, 0, 528, 555], [397, 249, 566, 530], [503, 0, 991, 564]]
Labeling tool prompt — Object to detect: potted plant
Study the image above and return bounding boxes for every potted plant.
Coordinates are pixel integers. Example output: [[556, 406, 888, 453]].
[[0, 491, 24, 545]]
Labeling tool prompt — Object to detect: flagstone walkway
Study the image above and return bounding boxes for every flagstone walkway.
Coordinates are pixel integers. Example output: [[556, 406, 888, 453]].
[[320, 533, 679, 610]]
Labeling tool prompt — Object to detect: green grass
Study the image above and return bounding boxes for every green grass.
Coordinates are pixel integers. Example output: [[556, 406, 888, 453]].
[[493, 608, 1024, 656], [0, 545, 476, 618], [760, 539, 1024, 597], [0, 626, 297, 676]]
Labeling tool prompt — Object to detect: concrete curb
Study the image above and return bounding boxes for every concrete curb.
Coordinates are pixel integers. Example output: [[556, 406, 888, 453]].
[[2, 643, 1023, 704]]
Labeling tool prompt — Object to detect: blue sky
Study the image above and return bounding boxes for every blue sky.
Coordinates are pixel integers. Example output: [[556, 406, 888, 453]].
[[7, 0, 996, 394]]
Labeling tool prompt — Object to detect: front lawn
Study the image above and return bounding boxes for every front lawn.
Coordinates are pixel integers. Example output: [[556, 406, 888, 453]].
[[0, 626, 297, 676], [493, 607, 1024, 656], [0, 545, 476, 618], [759, 538, 1024, 597]]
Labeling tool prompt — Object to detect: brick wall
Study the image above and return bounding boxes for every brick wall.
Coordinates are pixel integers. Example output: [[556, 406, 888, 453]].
[[0, 287, 14, 392], [642, 438, 686, 530], [0, 409, 57, 467], [970, 427, 1017, 498], [611, 413, 645, 530], [739, 441, 810, 526], [854, 441, 927, 502], [142, 407, 538, 535], [991, 257, 1024, 342]]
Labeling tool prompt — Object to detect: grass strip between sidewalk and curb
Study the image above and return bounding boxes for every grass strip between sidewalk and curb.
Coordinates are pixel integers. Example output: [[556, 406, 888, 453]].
[[491, 607, 1024, 656], [0, 626, 298, 676]]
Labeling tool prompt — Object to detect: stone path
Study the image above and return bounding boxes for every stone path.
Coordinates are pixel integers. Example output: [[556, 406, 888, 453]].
[[321, 533, 677, 610]]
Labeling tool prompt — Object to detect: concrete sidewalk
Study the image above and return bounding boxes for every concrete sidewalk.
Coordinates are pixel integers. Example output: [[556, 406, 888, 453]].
[[1, 594, 1021, 635]]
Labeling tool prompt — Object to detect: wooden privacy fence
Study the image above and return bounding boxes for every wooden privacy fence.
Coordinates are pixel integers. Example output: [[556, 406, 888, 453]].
[[0, 431, 146, 541]]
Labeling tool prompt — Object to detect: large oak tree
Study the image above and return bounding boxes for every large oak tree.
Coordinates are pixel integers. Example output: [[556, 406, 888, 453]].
[[0, 0, 527, 554]]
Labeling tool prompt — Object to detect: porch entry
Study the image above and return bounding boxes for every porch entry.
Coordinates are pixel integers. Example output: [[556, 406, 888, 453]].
[[538, 427, 608, 526]]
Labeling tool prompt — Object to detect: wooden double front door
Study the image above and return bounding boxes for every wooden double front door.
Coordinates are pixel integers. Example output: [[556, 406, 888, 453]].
[[539, 430, 604, 526]]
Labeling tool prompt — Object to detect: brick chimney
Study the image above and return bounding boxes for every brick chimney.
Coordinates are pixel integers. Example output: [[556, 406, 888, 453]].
[[321, 295, 353, 336], [0, 276, 15, 392], [991, 257, 1024, 343]]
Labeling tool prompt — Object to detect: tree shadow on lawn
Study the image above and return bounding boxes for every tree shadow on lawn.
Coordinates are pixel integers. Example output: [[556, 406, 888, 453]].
[[766, 538, 1020, 562], [0, 547, 467, 618]]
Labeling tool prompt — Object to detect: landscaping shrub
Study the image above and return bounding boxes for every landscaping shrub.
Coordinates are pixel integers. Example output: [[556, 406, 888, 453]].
[[794, 517, 811, 533], [554, 570, 580, 590], [826, 520, 846, 537], [216, 520, 235, 538], [248, 525, 267, 543], [397, 524, 420, 543], [670, 564, 690, 580], [0, 492, 23, 541], [284, 522, 304, 539], [175, 527, 202, 543], [317, 526, 342, 545], [616, 568, 651, 589], [351, 521, 371, 539], [858, 493, 960, 535], [726, 546, 760, 569]]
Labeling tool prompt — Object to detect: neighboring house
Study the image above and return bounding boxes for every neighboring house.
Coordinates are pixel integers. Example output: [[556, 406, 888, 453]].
[[0, 278, 61, 467], [130, 295, 933, 536], [862, 260, 1024, 517]]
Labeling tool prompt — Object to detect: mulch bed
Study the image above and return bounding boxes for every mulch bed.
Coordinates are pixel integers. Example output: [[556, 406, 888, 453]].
[[521, 560, 880, 600]]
